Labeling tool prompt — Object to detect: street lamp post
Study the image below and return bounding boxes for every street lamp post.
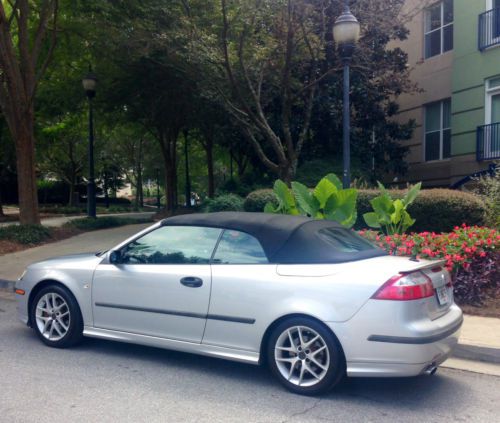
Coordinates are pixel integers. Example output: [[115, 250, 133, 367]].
[[333, 1, 360, 189], [82, 71, 97, 217]]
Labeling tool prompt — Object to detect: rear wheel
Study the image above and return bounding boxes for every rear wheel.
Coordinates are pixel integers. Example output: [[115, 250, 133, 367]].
[[267, 317, 345, 395], [31, 284, 83, 348]]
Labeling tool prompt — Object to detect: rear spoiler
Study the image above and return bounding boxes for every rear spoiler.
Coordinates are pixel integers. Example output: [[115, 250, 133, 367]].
[[399, 259, 446, 274]]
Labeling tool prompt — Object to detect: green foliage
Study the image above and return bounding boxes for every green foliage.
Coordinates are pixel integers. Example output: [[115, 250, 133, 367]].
[[407, 189, 487, 232], [39, 205, 85, 215], [473, 166, 500, 228], [203, 194, 245, 213], [66, 216, 152, 231], [244, 189, 277, 212], [264, 174, 358, 228], [363, 182, 421, 235], [0, 225, 51, 245], [356, 188, 487, 233]]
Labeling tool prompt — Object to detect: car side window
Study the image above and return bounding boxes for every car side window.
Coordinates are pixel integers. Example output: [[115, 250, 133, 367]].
[[212, 230, 268, 264], [121, 226, 222, 264]]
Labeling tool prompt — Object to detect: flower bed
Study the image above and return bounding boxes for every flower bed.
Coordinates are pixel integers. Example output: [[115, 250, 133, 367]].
[[359, 225, 500, 306]]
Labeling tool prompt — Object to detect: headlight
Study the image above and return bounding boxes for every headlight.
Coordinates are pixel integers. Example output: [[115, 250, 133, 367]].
[[18, 270, 27, 281]]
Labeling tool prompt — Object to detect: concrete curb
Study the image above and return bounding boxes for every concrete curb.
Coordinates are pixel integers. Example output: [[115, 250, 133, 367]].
[[453, 343, 500, 364]]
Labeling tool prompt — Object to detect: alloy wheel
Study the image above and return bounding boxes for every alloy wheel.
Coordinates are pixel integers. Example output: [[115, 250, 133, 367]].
[[35, 293, 71, 342], [274, 325, 330, 387]]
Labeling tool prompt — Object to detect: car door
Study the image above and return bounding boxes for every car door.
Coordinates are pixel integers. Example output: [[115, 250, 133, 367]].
[[203, 229, 276, 352], [92, 225, 222, 343]]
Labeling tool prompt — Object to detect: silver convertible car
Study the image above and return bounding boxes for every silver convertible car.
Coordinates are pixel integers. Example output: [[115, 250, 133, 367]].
[[15, 212, 463, 395]]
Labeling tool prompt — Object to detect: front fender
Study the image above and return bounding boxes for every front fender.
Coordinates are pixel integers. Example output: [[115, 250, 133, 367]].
[[19, 267, 95, 327]]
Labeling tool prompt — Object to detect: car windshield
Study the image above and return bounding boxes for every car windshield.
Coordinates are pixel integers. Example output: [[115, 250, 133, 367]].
[[316, 227, 378, 253]]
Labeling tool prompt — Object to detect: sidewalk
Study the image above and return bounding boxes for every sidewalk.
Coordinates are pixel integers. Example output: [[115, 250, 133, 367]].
[[0, 222, 152, 281], [0, 211, 155, 228]]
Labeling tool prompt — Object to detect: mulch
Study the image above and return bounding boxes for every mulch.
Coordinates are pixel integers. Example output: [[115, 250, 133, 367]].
[[458, 296, 500, 319]]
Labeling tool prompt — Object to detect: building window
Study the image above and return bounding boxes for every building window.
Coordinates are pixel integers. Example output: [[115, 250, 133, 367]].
[[485, 76, 500, 124], [424, 0, 453, 58], [424, 99, 451, 161]]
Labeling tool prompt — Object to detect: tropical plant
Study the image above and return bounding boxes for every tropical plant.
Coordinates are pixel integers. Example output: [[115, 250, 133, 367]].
[[363, 182, 421, 235], [264, 174, 358, 228]]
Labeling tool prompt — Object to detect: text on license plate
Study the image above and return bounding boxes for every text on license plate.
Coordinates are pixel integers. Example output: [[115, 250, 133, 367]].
[[436, 286, 450, 306]]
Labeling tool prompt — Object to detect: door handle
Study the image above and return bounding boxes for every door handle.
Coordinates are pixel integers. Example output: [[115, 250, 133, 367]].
[[180, 276, 203, 288]]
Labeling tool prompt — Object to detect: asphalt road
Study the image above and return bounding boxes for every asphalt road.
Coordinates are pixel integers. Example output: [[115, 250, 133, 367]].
[[0, 296, 499, 423]]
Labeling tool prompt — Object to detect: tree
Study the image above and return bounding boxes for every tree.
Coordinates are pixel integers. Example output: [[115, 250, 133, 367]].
[[38, 114, 86, 206], [183, 0, 417, 184], [0, 0, 60, 223]]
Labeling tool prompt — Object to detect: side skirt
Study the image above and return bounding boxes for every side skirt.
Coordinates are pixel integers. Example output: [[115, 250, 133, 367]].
[[83, 326, 260, 365]]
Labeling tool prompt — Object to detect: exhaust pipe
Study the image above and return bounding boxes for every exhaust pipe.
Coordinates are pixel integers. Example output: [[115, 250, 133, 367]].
[[424, 364, 438, 376]]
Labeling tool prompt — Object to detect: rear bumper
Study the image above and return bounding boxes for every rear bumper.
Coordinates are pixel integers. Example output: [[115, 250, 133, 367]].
[[327, 302, 463, 377]]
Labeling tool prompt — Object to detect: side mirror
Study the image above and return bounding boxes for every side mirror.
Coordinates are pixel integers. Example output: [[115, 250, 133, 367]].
[[109, 250, 122, 264]]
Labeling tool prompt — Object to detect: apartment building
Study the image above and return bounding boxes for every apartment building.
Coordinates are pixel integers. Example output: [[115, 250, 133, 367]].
[[394, 0, 500, 187]]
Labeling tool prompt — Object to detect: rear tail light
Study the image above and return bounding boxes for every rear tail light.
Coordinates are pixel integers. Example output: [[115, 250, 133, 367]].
[[372, 271, 434, 301]]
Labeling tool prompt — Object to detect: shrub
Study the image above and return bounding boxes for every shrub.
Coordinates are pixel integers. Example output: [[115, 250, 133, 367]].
[[246, 187, 487, 233], [96, 197, 131, 205], [0, 224, 51, 244], [360, 225, 500, 305], [202, 194, 244, 213], [244, 189, 277, 212], [356, 188, 486, 232], [67, 216, 152, 231], [39, 205, 85, 215], [473, 165, 500, 228]]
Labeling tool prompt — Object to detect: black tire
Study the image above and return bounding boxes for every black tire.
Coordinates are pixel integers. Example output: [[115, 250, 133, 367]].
[[30, 284, 83, 348], [266, 317, 345, 396]]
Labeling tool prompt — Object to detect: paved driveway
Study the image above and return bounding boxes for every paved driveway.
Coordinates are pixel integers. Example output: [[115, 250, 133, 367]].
[[0, 223, 151, 281]]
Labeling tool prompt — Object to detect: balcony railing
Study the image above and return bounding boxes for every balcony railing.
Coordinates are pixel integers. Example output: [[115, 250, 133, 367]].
[[479, 8, 500, 50], [477, 122, 500, 161]]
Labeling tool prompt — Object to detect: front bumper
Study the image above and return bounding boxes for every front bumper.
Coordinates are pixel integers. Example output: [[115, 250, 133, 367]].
[[328, 301, 463, 377]]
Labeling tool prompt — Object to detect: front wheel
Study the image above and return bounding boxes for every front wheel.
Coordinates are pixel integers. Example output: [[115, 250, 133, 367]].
[[31, 284, 83, 348], [267, 317, 345, 395]]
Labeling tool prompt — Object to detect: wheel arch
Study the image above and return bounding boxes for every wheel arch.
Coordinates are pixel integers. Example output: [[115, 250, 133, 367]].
[[259, 313, 346, 366], [27, 279, 79, 327]]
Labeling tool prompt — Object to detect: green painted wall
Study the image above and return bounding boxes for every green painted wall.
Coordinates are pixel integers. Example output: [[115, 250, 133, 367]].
[[451, 0, 500, 155]]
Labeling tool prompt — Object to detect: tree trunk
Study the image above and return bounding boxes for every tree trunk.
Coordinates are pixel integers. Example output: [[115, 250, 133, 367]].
[[14, 126, 40, 224], [0, 182, 4, 216], [157, 130, 179, 214], [279, 162, 294, 185], [68, 182, 74, 207], [138, 138, 144, 208], [206, 138, 215, 198]]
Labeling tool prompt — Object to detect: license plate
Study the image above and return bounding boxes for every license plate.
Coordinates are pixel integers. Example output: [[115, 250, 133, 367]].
[[436, 286, 449, 306]]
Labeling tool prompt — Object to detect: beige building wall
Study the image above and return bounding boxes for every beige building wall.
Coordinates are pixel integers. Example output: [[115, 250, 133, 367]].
[[392, 0, 454, 186]]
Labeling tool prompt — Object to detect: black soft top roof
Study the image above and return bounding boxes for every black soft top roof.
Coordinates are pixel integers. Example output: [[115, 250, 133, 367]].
[[162, 212, 386, 264]]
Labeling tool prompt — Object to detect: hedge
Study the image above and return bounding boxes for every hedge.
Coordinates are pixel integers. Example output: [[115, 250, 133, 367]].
[[203, 194, 245, 213], [0, 224, 52, 244], [244, 188, 487, 233], [244, 189, 277, 212], [66, 216, 152, 231]]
